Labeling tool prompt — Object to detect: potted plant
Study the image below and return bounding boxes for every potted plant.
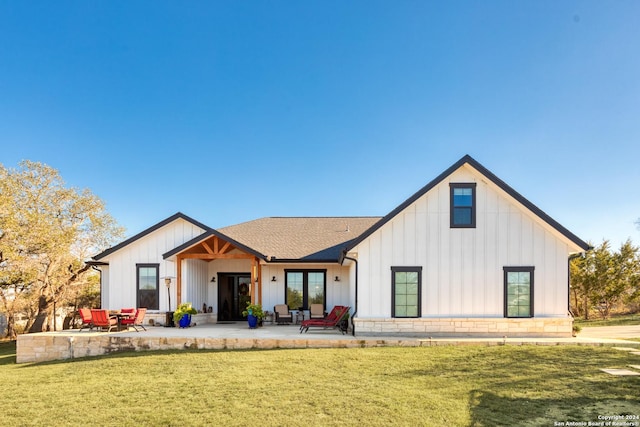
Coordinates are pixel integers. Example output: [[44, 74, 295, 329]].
[[572, 324, 582, 337], [173, 302, 198, 328], [242, 302, 264, 329]]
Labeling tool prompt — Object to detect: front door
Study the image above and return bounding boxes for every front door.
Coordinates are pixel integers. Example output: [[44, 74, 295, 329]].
[[217, 273, 251, 321]]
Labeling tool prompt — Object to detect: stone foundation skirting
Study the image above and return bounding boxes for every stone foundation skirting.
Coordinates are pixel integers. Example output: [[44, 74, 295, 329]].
[[15, 333, 426, 364], [353, 317, 573, 337]]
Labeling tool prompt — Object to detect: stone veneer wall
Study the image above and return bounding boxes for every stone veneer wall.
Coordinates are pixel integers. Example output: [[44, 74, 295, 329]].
[[15, 333, 425, 364], [353, 317, 573, 338]]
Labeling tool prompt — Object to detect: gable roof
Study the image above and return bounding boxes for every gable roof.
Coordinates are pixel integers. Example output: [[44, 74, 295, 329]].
[[93, 212, 210, 260], [162, 227, 268, 261], [343, 154, 590, 256], [216, 217, 381, 262]]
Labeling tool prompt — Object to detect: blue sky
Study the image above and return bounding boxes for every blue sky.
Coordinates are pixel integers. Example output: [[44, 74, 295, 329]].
[[1, 1, 639, 248]]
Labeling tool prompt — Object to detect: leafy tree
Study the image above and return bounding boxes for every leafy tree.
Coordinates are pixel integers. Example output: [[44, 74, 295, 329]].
[[570, 241, 611, 320], [592, 240, 639, 319], [0, 161, 124, 338], [570, 239, 640, 320]]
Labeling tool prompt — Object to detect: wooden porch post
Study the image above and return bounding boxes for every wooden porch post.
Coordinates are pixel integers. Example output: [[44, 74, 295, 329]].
[[176, 255, 182, 306], [257, 259, 262, 305], [251, 257, 256, 305]]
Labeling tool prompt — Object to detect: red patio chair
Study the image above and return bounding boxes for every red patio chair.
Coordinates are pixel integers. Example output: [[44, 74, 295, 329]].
[[120, 308, 147, 332], [299, 305, 350, 334], [78, 308, 94, 331], [90, 309, 118, 332]]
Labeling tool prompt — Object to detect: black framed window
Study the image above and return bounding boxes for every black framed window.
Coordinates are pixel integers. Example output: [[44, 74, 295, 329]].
[[450, 183, 476, 228], [136, 264, 159, 310], [285, 270, 326, 310], [504, 267, 534, 318], [392, 267, 422, 318]]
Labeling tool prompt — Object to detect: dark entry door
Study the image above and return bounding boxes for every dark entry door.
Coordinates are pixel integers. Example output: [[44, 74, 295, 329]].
[[217, 273, 251, 321]]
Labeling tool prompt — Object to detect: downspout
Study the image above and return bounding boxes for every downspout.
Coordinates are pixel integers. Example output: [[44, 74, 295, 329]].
[[342, 254, 358, 337]]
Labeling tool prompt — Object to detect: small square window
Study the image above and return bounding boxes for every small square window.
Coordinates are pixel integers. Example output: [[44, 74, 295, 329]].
[[450, 183, 476, 228]]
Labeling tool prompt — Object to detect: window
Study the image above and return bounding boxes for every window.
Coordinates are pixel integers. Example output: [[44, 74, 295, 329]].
[[285, 270, 326, 310], [137, 264, 159, 310], [504, 267, 534, 318], [450, 183, 476, 228], [392, 267, 422, 318]]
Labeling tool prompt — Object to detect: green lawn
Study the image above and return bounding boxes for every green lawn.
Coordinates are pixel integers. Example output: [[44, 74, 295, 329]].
[[0, 342, 638, 426]]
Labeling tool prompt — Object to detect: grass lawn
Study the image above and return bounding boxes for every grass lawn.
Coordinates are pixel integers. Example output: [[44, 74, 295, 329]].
[[0, 342, 639, 426]]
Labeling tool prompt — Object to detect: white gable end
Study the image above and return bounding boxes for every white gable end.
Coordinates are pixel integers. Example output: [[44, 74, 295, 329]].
[[99, 217, 207, 309], [353, 164, 573, 319]]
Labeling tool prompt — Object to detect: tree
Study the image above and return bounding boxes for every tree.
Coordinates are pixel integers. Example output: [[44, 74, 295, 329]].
[[0, 161, 124, 338], [570, 239, 640, 320], [592, 240, 639, 319], [570, 241, 611, 320]]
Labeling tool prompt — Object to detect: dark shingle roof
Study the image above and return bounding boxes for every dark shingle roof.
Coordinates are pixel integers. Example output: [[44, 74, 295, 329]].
[[218, 217, 381, 262]]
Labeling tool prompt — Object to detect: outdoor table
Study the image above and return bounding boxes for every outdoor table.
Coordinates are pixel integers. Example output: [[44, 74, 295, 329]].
[[114, 312, 134, 330]]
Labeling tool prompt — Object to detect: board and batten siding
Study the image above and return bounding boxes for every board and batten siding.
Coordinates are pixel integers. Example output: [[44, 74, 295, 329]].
[[259, 263, 351, 314], [182, 259, 209, 312], [354, 165, 573, 320], [99, 218, 206, 311]]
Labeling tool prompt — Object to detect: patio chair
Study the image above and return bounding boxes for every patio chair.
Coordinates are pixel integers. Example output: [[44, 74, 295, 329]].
[[78, 308, 94, 331], [309, 304, 325, 319], [90, 309, 118, 332], [299, 305, 350, 334], [274, 304, 293, 324], [120, 308, 147, 332]]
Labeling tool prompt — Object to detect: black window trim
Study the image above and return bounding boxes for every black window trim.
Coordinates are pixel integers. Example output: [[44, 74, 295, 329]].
[[284, 269, 327, 311], [450, 182, 477, 228], [136, 263, 159, 310], [503, 266, 535, 318], [391, 266, 422, 318]]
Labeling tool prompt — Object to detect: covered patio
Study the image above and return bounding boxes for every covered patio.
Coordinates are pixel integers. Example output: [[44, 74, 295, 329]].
[[164, 230, 265, 321]]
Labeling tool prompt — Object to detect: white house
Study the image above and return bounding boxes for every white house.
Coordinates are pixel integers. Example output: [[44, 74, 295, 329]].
[[92, 155, 589, 337]]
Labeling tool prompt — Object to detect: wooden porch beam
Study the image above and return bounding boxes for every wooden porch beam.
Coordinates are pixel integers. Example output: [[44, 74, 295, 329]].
[[180, 253, 254, 260], [213, 236, 219, 254], [201, 241, 214, 255], [219, 241, 232, 254]]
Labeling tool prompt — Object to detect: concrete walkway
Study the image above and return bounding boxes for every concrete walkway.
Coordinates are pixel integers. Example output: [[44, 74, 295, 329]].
[[579, 324, 640, 340]]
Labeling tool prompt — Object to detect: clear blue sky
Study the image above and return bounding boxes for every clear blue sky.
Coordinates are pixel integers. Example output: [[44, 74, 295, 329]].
[[1, 1, 639, 248]]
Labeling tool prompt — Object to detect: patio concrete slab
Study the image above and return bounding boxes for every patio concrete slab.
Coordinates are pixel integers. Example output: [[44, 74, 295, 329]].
[[600, 368, 640, 376], [580, 325, 640, 340]]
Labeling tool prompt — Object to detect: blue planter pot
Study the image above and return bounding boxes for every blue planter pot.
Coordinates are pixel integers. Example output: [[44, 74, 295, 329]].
[[247, 314, 258, 329], [179, 314, 191, 328]]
